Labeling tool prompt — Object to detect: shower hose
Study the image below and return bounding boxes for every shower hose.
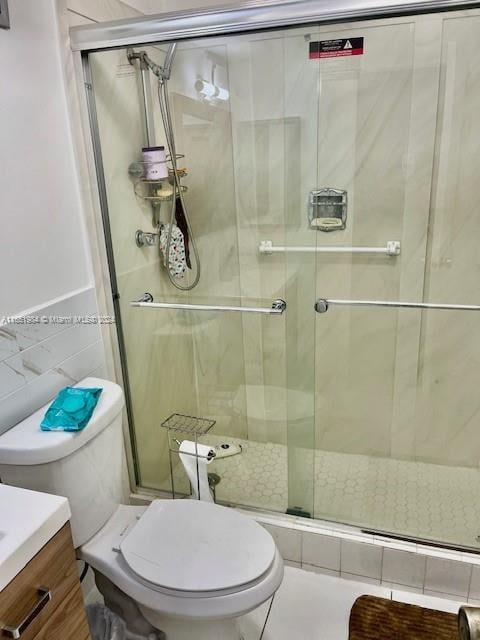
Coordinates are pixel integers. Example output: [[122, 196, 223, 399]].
[[157, 76, 201, 291]]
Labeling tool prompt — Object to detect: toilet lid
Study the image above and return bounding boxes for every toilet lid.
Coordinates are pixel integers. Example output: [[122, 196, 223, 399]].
[[119, 500, 276, 593]]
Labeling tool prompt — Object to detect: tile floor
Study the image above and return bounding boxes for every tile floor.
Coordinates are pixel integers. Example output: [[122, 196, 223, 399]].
[[85, 566, 465, 639], [163, 435, 480, 549], [238, 566, 464, 640]]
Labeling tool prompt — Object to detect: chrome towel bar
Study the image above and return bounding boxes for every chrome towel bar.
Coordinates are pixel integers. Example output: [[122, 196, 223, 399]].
[[315, 298, 480, 313], [131, 294, 286, 315], [259, 240, 401, 256]]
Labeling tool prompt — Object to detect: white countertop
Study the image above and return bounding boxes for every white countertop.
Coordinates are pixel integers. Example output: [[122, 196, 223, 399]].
[[0, 484, 71, 591]]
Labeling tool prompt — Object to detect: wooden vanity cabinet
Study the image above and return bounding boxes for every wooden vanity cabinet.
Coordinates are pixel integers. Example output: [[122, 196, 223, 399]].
[[0, 524, 91, 640]]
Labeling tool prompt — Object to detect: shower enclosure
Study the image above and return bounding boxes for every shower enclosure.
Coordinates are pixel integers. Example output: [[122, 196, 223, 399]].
[[73, 0, 480, 551]]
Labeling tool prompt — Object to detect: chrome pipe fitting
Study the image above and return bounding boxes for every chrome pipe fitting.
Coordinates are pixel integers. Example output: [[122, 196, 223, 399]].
[[459, 607, 480, 640]]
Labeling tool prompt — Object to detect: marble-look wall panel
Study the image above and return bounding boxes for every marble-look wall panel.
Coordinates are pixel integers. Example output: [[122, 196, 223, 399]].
[[314, 20, 417, 457], [389, 16, 443, 459], [90, 49, 159, 280], [414, 14, 480, 466], [223, 26, 319, 511], [90, 40, 247, 490], [90, 46, 197, 490], [120, 289, 198, 490], [169, 43, 248, 442], [0, 287, 106, 435]]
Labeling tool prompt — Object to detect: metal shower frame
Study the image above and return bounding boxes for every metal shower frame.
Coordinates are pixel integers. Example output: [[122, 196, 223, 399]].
[[70, 0, 480, 52], [72, 0, 480, 549]]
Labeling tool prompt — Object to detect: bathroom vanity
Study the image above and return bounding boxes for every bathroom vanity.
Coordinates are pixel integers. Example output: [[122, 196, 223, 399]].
[[0, 484, 91, 639]]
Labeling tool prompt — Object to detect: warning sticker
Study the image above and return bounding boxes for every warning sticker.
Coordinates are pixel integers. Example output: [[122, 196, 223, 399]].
[[309, 37, 364, 59]]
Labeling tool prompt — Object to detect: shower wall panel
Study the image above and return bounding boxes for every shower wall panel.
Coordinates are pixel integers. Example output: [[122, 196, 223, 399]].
[[313, 17, 440, 459], [414, 14, 480, 466], [91, 48, 198, 490]]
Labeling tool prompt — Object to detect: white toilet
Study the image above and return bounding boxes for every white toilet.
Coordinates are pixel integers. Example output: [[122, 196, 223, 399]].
[[0, 377, 284, 640]]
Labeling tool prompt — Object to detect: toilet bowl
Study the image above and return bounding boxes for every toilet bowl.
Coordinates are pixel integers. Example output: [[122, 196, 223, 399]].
[[0, 377, 284, 640], [81, 501, 283, 640]]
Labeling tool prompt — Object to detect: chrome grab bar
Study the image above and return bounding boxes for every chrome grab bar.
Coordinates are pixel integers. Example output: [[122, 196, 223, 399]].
[[131, 294, 286, 315], [315, 298, 480, 313], [259, 240, 401, 256]]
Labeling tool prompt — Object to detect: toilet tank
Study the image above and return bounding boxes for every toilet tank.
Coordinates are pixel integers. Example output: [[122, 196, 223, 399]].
[[0, 377, 129, 548]]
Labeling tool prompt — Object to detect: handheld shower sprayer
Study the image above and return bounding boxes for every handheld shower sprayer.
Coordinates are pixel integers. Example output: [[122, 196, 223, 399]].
[[128, 44, 200, 291]]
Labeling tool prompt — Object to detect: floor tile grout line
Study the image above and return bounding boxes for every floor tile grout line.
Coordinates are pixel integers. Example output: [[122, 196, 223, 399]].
[[421, 554, 427, 594], [467, 563, 474, 600]]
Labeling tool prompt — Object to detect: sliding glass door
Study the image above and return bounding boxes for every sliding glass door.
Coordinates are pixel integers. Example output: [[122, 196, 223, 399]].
[[87, 5, 480, 549]]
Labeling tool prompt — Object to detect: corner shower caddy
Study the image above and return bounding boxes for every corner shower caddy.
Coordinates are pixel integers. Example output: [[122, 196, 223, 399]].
[[129, 154, 188, 205]]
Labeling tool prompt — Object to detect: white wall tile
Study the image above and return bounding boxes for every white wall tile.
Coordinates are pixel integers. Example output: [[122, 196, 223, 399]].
[[0, 327, 20, 364], [302, 532, 341, 571], [262, 523, 301, 562], [54, 341, 104, 381], [381, 582, 422, 594], [0, 369, 75, 434], [341, 540, 383, 580], [468, 566, 480, 601], [341, 573, 381, 586], [424, 556, 472, 598], [302, 564, 340, 577], [2, 323, 101, 392], [392, 589, 466, 612], [0, 288, 97, 358], [0, 363, 26, 397], [423, 590, 467, 603], [0, 289, 106, 435], [382, 549, 426, 589]]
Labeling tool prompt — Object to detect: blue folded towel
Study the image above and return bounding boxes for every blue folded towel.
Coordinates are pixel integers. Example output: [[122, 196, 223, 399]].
[[41, 386, 103, 432]]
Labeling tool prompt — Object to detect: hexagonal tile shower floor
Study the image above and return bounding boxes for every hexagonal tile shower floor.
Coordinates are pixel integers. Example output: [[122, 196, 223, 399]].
[[160, 435, 480, 549]]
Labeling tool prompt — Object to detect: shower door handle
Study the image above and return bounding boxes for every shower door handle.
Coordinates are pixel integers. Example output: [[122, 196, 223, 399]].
[[131, 295, 286, 315], [314, 298, 480, 313]]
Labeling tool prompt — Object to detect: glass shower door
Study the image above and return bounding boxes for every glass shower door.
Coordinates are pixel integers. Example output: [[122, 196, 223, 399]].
[[309, 8, 480, 550], [86, 4, 480, 548], [87, 26, 318, 516], [310, 15, 427, 528]]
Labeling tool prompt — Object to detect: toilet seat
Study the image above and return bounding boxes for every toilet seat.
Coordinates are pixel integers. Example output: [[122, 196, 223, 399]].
[[119, 500, 276, 595], [79, 502, 284, 620]]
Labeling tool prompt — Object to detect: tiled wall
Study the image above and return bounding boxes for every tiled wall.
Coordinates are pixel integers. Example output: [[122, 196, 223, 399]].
[[253, 513, 480, 604], [0, 287, 107, 435]]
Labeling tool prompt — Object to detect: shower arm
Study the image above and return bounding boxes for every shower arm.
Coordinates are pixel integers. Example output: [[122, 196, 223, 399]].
[[127, 45, 177, 82]]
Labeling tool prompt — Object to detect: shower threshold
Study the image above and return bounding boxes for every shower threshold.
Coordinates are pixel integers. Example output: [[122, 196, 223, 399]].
[[156, 435, 480, 551]]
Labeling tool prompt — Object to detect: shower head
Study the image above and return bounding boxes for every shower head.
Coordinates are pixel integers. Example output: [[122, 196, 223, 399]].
[[163, 43, 177, 81], [127, 44, 177, 81]]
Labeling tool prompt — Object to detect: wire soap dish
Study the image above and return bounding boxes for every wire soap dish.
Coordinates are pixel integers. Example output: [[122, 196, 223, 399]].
[[161, 413, 216, 436]]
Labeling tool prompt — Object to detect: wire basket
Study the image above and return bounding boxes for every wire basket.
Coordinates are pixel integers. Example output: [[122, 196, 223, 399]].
[[162, 413, 216, 499], [161, 413, 216, 436]]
